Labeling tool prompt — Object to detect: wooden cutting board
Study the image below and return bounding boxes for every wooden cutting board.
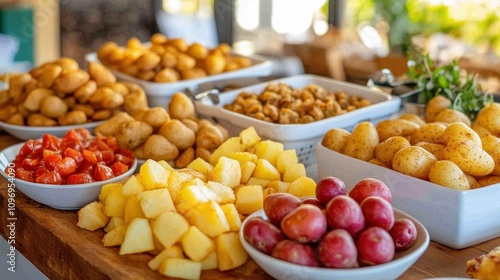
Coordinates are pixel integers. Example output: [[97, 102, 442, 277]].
[[0, 179, 273, 280]]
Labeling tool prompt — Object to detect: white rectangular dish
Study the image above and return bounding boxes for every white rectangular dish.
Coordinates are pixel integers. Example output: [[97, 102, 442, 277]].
[[315, 142, 500, 249], [85, 52, 273, 107], [195, 74, 401, 166]]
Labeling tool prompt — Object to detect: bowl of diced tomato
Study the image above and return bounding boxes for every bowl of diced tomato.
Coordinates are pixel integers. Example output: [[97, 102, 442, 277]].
[[0, 128, 137, 210]]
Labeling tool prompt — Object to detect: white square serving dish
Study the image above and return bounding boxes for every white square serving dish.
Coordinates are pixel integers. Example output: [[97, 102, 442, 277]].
[[195, 74, 401, 166], [315, 142, 500, 249], [85, 52, 273, 107]]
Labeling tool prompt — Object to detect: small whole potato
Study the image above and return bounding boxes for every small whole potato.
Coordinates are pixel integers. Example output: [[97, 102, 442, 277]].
[[343, 122, 379, 161], [434, 108, 471, 127], [6, 113, 24, 126], [175, 53, 196, 72], [410, 123, 447, 145], [425, 95, 451, 123], [0, 105, 18, 121], [138, 107, 170, 129], [94, 112, 135, 136], [175, 147, 195, 168], [204, 54, 226, 75], [72, 104, 95, 117], [8, 73, 32, 104], [443, 140, 495, 176], [23, 88, 53, 112], [40, 95, 68, 118], [36, 64, 63, 88], [158, 119, 196, 150], [181, 68, 207, 80], [195, 146, 212, 163], [442, 122, 482, 148], [321, 128, 351, 153], [397, 113, 426, 127], [414, 142, 445, 160], [428, 160, 470, 190], [472, 123, 492, 137], [187, 43, 209, 60], [52, 69, 90, 94], [375, 119, 420, 142], [27, 113, 57, 126], [475, 103, 500, 136], [481, 134, 500, 155], [196, 124, 225, 150], [143, 134, 179, 161], [488, 151, 500, 176], [181, 118, 199, 133], [115, 120, 153, 150], [89, 87, 124, 109], [124, 88, 148, 114], [58, 110, 87, 125], [54, 57, 80, 72], [92, 109, 113, 121], [168, 92, 195, 119], [74, 80, 97, 103], [476, 175, 500, 188], [375, 136, 411, 168], [136, 52, 161, 71], [392, 146, 437, 180], [153, 68, 180, 83], [106, 82, 129, 96], [87, 61, 116, 86]]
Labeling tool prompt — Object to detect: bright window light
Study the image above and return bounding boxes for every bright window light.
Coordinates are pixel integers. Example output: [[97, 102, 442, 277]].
[[236, 0, 260, 31], [272, 0, 327, 34]]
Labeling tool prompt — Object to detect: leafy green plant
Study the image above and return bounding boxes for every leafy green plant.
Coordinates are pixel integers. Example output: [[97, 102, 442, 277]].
[[406, 52, 493, 120]]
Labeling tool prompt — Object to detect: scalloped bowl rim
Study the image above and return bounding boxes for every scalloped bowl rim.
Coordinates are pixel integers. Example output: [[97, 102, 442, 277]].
[[239, 205, 430, 280], [0, 142, 137, 209]]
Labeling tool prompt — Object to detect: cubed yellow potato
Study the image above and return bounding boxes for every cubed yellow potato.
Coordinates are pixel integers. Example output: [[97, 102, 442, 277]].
[[77, 201, 110, 231], [119, 218, 155, 255], [104, 216, 124, 233], [216, 232, 249, 271], [227, 151, 258, 165], [102, 224, 126, 247], [98, 182, 121, 202], [104, 184, 127, 217], [212, 156, 241, 188], [253, 140, 284, 166], [158, 257, 202, 280], [122, 175, 145, 196], [287, 176, 317, 197], [152, 211, 190, 248], [184, 200, 230, 238], [209, 136, 244, 165], [123, 195, 145, 224], [246, 177, 270, 187], [167, 170, 194, 202], [206, 181, 236, 204], [178, 168, 207, 181], [200, 251, 218, 270], [282, 162, 306, 183], [263, 187, 276, 198], [220, 203, 242, 231], [276, 149, 298, 174], [252, 158, 281, 181], [240, 161, 256, 184], [175, 184, 220, 214], [239, 126, 261, 149], [157, 160, 175, 172], [235, 185, 263, 215], [187, 157, 214, 177], [147, 245, 184, 271], [137, 188, 176, 219], [267, 180, 290, 193], [140, 159, 170, 190], [181, 226, 215, 261]]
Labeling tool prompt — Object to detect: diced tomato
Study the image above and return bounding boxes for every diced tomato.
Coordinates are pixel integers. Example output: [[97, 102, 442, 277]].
[[21, 158, 42, 171], [100, 150, 115, 165], [117, 147, 134, 159], [63, 129, 82, 143], [15, 168, 35, 182], [114, 154, 134, 166], [35, 171, 62, 184], [110, 161, 128, 176], [105, 137, 119, 151], [35, 167, 48, 178], [64, 148, 84, 165], [18, 139, 43, 159], [93, 163, 114, 181], [60, 140, 83, 153], [55, 157, 77, 176], [43, 152, 62, 171], [42, 134, 61, 151], [82, 149, 98, 165], [66, 173, 94, 184], [76, 161, 93, 175], [75, 128, 92, 141]]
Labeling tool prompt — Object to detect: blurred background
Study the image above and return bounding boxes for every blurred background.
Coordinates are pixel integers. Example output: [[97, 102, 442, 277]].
[[1, 0, 500, 92]]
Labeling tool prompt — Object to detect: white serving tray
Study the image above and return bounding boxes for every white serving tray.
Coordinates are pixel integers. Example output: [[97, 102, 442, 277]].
[[316, 142, 500, 249], [195, 74, 401, 166]]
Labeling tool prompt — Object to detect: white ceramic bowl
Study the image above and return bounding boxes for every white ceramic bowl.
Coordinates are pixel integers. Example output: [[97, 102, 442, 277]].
[[0, 142, 137, 210], [0, 120, 104, 141], [239, 207, 429, 280]]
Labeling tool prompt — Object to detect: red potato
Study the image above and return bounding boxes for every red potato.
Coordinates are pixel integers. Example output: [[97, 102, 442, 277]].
[[317, 229, 358, 268], [301, 197, 324, 209], [243, 217, 285, 255], [263, 193, 302, 226], [315, 176, 347, 206], [271, 239, 320, 267], [281, 204, 327, 243], [356, 227, 395, 266], [389, 218, 418, 251], [349, 178, 392, 204], [360, 196, 395, 231], [325, 195, 365, 236]]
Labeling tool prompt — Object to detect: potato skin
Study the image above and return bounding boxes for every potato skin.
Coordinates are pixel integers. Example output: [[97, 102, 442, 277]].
[[375, 136, 411, 168], [443, 140, 495, 176], [115, 120, 153, 150], [143, 134, 179, 161], [392, 146, 437, 180], [475, 103, 500, 136], [321, 128, 351, 153], [343, 122, 379, 161], [414, 142, 445, 160], [410, 123, 447, 145], [442, 122, 481, 148], [428, 160, 470, 190], [375, 119, 419, 142], [425, 95, 451, 123], [434, 108, 471, 127]]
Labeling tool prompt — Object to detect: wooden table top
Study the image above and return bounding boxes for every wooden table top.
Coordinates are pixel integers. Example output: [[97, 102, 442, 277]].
[[1, 131, 499, 279]]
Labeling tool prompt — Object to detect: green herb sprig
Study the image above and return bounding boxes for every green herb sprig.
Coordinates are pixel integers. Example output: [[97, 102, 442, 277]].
[[406, 52, 493, 120]]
